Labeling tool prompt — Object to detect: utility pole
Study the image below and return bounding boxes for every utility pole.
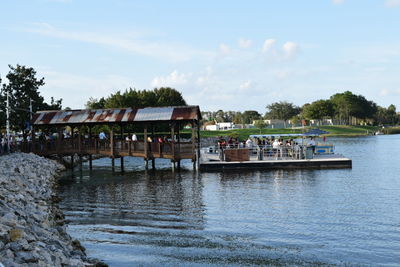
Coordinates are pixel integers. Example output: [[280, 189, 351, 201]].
[[29, 98, 33, 131], [6, 91, 10, 151]]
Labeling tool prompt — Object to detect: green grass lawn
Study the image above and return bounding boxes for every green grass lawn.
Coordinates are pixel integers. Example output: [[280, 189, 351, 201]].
[[194, 125, 379, 140]]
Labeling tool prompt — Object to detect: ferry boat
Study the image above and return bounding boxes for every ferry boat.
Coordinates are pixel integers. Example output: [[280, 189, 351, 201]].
[[199, 132, 352, 171]]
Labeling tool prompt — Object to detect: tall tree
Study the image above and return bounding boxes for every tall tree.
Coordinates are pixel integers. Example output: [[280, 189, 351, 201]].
[[241, 110, 261, 124], [0, 64, 62, 131], [86, 87, 186, 109], [330, 91, 377, 124], [302, 99, 334, 125], [265, 101, 300, 127]]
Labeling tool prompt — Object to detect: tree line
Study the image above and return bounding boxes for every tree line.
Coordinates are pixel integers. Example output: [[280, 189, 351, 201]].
[[202, 91, 399, 127], [2, 64, 398, 134]]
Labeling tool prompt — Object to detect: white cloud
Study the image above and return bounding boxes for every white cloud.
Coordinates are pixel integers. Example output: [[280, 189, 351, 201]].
[[239, 80, 252, 90], [151, 70, 189, 88], [262, 39, 276, 53], [26, 23, 212, 62], [238, 38, 252, 49], [385, 0, 400, 8], [282, 42, 300, 59], [332, 0, 344, 4], [219, 43, 231, 55]]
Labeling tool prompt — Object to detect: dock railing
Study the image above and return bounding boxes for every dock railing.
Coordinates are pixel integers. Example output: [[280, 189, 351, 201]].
[[19, 137, 197, 161], [203, 143, 334, 162]]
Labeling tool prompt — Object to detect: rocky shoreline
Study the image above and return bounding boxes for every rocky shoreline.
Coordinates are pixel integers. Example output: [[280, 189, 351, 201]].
[[0, 153, 106, 267]]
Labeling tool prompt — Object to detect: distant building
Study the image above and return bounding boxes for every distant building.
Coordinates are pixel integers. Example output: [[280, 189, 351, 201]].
[[204, 122, 236, 131]]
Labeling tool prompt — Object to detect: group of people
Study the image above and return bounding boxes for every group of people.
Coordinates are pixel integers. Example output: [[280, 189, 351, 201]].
[[215, 136, 319, 160], [217, 137, 241, 149], [0, 133, 25, 155]]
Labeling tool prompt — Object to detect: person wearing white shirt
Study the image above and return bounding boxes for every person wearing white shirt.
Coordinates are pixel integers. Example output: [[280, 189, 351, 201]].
[[245, 138, 253, 148], [308, 137, 316, 154]]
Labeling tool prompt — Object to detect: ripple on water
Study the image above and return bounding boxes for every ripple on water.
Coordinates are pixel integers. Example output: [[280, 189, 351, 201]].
[[59, 136, 400, 266]]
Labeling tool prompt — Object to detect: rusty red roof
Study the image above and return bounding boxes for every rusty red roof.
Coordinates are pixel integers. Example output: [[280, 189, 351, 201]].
[[32, 106, 201, 126]]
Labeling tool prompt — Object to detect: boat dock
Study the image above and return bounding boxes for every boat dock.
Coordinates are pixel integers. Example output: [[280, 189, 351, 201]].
[[200, 153, 352, 171], [199, 133, 352, 171]]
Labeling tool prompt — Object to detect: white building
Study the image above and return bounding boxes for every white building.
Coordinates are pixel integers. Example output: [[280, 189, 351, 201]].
[[204, 122, 236, 131]]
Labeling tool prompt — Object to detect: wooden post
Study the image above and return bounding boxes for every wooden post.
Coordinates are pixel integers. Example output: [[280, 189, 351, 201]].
[[88, 126, 92, 170], [89, 154, 93, 170], [197, 120, 201, 170], [191, 121, 196, 169], [120, 124, 124, 152], [177, 122, 181, 170], [78, 126, 82, 154], [110, 126, 115, 171], [144, 125, 148, 170], [151, 124, 155, 169], [177, 122, 181, 155], [70, 126, 74, 150], [171, 123, 175, 161], [110, 126, 115, 157], [120, 156, 124, 172]]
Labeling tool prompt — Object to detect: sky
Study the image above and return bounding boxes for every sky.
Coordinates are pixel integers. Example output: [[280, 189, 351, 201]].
[[1, 0, 400, 113]]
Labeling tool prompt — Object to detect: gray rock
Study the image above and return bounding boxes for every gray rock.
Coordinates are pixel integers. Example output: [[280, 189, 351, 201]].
[[0, 153, 107, 266], [15, 251, 38, 263]]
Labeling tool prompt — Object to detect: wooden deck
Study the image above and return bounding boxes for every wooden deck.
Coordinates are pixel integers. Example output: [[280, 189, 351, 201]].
[[26, 139, 197, 161]]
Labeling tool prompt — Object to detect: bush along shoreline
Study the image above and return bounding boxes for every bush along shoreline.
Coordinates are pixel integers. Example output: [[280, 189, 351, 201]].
[[0, 153, 107, 267]]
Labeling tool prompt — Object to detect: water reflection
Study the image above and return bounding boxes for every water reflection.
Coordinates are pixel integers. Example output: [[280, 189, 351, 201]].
[[59, 135, 400, 266]]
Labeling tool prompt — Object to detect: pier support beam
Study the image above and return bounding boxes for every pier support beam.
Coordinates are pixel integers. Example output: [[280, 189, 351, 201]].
[[79, 154, 83, 171], [145, 159, 149, 170], [89, 154, 93, 170], [120, 156, 124, 173], [88, 126, 93, 171], [70, 154, 74, 169], [111, 157, 115, 172], [152, 158, 155, 170], [171, 160, 176, 172]]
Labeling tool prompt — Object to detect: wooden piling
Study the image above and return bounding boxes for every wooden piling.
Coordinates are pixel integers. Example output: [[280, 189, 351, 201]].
[[89, 154, 93, 170]]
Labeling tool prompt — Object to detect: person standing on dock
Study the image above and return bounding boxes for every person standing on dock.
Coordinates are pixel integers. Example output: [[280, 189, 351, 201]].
[[308, 137, 316, 154], [99, 131, 107, 150], [245, 137, 253, 148]]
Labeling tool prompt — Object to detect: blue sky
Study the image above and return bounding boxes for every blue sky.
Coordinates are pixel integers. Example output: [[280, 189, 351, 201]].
[[1, 0, 400, 113]]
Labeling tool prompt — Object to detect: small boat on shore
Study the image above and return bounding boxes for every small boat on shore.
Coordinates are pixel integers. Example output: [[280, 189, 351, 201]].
[[199, 132, 352, 171]]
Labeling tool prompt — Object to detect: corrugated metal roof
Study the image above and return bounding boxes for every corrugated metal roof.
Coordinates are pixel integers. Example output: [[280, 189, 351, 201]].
[[32, 106, 201, 126]]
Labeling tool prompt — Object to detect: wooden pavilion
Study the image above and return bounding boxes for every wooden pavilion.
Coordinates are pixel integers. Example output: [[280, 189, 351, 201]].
[[27, 106, 201, 171]]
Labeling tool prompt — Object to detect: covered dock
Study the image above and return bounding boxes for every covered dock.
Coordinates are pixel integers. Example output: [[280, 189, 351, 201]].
[[26, 106, 201, 171]]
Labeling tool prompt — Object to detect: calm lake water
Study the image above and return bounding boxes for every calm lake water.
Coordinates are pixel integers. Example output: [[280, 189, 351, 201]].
[[59, 135, 400, 266]]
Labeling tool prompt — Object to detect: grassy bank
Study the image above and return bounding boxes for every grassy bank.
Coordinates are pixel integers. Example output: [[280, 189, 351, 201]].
[[196, 125, 379, 140]]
